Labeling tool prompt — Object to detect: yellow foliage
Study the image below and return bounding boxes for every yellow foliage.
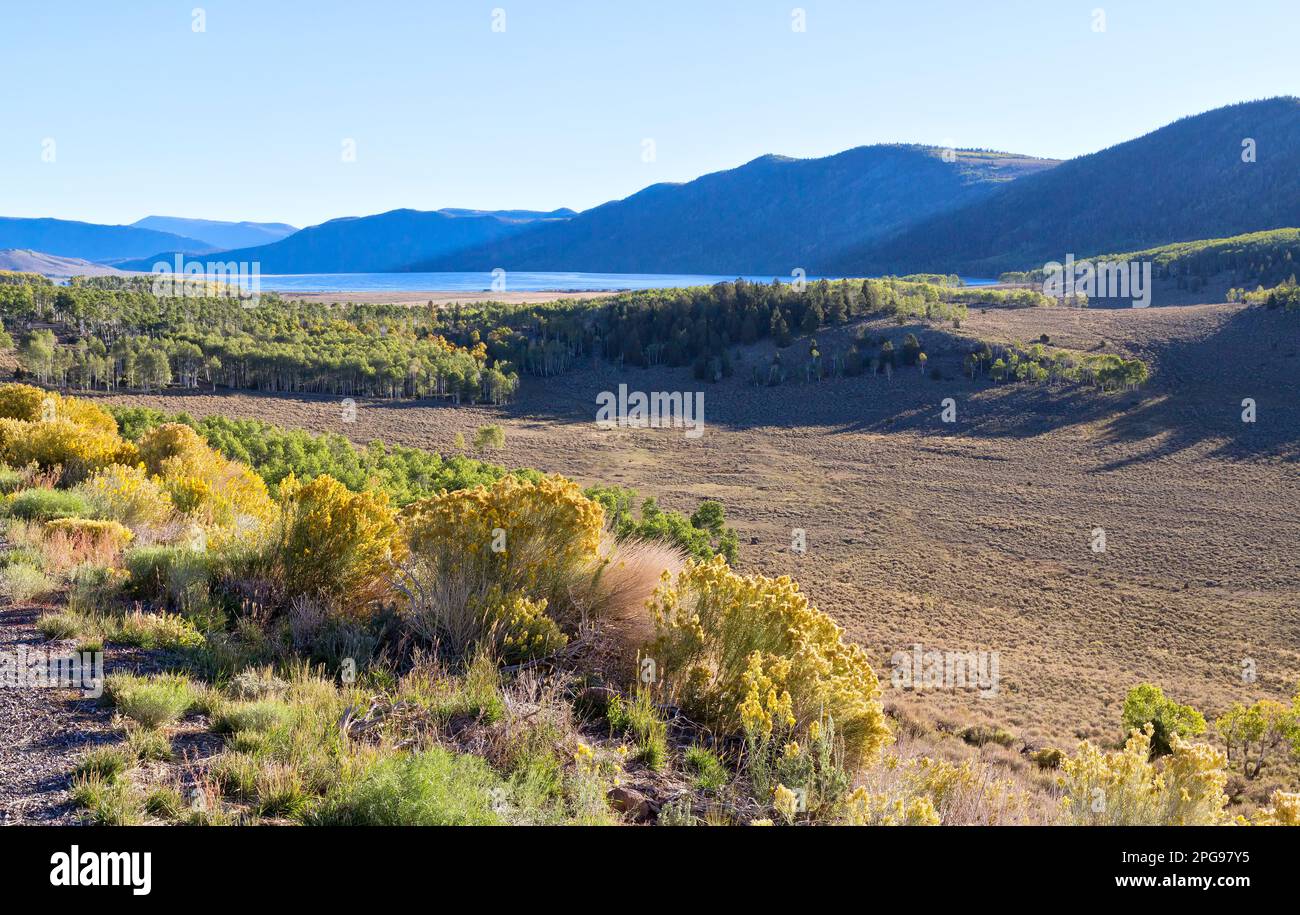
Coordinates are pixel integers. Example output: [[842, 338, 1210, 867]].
[[136, 423, 207, 477], [137, 424, 276, 545], [277, 474, 404, 609], [481, 588, 567, 662], [842, 787, 941, 826], [772, 784, 799, 824], [0, 417, 136, 477], [402, 474, 604, 567], [649, 556, 889, 768], [1253, 790, 1300, 826], [79, 463, 174, 527], [0, 383, 118, 433], [1059, 727, 1230, 825]]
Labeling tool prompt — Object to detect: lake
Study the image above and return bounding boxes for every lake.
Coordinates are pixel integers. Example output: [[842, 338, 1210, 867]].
[[175, 271, 998, 293]]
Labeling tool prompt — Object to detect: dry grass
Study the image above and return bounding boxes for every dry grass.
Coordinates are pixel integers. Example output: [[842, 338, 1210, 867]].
[[585, 535, 686, 677]]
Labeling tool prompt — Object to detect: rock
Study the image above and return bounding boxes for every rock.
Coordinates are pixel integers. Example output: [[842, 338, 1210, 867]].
[[607, 786, 656, 822]]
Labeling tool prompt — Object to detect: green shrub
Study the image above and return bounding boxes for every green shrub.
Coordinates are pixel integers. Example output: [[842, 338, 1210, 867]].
[[36, 611, 82, 640], [586, 486, 738, 562], [0, 561, 53, 603], [106, 673, 198, 729], [122, 545, 212, 610], [960, 724, 1016, 748], [308, 749, 507, 826], [606, 689, 668, 771], [685, 745, 728, 790], [0, 465, 24, 494], [73, 745, 133, 781], [1121, 684, 1206, 757], [1030, 747, 1065, 770], [4, 488, 90, 521]]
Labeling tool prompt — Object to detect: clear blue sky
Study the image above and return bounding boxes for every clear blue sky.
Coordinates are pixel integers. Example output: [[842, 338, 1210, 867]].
[[2, 0, 1296, 228]]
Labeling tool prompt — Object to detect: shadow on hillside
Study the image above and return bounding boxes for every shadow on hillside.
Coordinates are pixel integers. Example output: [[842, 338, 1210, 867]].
[[77, 307, 1300, 464], [851, 305, 1300, 465]]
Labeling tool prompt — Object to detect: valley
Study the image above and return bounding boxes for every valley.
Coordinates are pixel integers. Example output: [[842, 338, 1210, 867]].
[[91, 300, 1300, 748]]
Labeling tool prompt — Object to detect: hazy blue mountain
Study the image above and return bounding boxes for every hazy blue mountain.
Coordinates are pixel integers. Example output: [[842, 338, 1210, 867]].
[[132, 216, 298, 250], [409, 146, 1058, 275], [832, 97, 1300, 276], [0, 217, 212, 263], [0, 249, 129, 278], [120, 207, 574, 273]]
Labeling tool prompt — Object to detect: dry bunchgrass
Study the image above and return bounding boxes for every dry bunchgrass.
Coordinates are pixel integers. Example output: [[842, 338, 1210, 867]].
[[583, 535, 686, 682]]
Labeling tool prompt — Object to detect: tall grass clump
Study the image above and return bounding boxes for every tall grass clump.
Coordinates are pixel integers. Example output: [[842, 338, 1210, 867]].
[[105, 673, 199, 729], [308, 748, 507, 826]]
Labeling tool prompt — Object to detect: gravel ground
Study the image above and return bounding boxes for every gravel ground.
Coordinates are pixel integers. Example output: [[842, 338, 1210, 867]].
[[0, 601, 117, 825]]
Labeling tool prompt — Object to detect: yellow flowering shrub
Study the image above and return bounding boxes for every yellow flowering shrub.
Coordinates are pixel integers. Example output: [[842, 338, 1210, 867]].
[[481, 589, 567, 662], [396, 476, 605, 653], [1253, 790, 1300, 826], [0, 417, 137, 478], [402, 474, 603, 578], [277, 474, 404, 610], [137, 424, 276, 545], [772, 784, 800, 824], [0, 384, 118, 434], [1059, 727, 1230, 825], [649, 556, 889, 768], [842, 787, 941, 826], [78, 463, 174, 527]]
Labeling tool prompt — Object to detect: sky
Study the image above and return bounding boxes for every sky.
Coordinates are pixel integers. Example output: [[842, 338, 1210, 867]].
[[1, 0, 1297, 229]]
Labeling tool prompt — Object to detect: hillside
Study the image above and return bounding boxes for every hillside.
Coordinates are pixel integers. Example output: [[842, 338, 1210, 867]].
[[118, 207, 575, 274], [411, 146, 1058, 275], [131, 216, 298, 250], [0, 217, 213, 263], [0, 249, 130, 278], [834, 97, 1300, 276]]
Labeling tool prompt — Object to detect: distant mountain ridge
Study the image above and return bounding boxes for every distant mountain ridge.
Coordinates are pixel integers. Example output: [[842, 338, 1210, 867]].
[[119, 207, 576, 274], [0, 217, 213, 263], [12, 98, 1300, 278], [132, 216, 298, 250], [0, 249, 130, 278], [409, 146, 1058, 275], [832, 97, 1300, 275]]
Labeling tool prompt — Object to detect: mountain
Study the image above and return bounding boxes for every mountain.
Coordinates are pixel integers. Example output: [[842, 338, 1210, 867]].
[[119, 207, 575, 274], [832, 97, 1300, 276], [132, 216, 298, 250], [0, 249, 131, 278], [0, 217, 213, 263], [408, 146, 1059, 275]]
